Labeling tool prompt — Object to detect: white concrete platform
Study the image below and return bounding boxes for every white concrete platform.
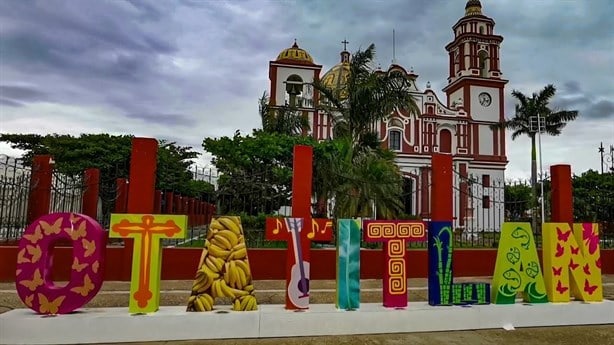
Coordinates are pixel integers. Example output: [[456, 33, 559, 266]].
[[1, 301, 613, 345]]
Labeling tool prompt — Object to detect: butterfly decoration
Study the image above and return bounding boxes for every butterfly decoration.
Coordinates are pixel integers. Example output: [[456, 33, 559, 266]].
[[92, 260, 100, 274], [82, 239, 96, 257], [569, 259, 579, 270], [20, 269, 43, 291], [583, 279, 598, 295], [556, 227, 571, 242], [70, 274, 94, 297], [555, 243, 564, 258], [16, 269, 22, 276], [555, 280, 569, 295], [65, 220, 87, 241], [24, 294, 34, 308], [38, 294, 66, 315], [40, 218, 63, 235], [17, 248, 30, 264], [552, 266, 562, 276], [583, 264, 591, 275], [570, 246, 579, 255], [582, 224, 600, 255], [72, 257, 89, 272], [24, 226, 43, 244], [26, 245, 42, 264]]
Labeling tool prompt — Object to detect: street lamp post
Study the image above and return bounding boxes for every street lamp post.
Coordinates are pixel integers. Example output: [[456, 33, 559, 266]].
[[530, 116, 546, 225]]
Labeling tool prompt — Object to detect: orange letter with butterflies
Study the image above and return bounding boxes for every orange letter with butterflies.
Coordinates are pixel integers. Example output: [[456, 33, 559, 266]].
[[15, 212, 106, 314], [542, 223, 602, 302]]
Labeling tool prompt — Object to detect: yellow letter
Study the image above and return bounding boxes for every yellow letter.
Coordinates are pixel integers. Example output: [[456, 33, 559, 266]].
[[542, 223, 602, 302]]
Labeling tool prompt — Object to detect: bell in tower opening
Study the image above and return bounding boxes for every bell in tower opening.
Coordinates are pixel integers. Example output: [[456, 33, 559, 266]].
[[285, 74, 303, 107]]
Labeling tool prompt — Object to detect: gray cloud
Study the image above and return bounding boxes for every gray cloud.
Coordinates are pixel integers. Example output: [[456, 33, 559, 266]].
[[0, 0, 613, 177], [0, 85, 47, 102]]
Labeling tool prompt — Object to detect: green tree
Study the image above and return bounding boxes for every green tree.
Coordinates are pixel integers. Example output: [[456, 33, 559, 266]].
[[0, 133, 212, 220], [492, 84, 578, 226], [311, 43, 419, 218], [259, 92, 310, 135], [203, 130, 317, 215]]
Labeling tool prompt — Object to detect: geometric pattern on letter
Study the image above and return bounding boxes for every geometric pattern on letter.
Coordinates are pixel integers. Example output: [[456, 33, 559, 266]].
[[387, 240, 406, 295]]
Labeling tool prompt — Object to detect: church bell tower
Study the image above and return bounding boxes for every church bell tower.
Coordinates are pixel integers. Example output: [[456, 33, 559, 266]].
[[443, 0, 508, 160]]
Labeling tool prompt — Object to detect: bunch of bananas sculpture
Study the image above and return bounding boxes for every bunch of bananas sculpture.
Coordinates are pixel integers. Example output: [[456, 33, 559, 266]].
[[187, 216, 258, 312]]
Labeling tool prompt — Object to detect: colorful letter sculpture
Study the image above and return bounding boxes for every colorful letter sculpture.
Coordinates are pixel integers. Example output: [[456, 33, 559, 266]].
[[428, 222, 490, 306], [336, 219, 361, 310], [491, 223, 548, 304], [187, 216, 257, 312], [15, 213, 106, 315], [110, 213, 187, 313], [428, 222, 454, 305], [542, 223, 602, 302], [363, 220, 426, 308], [266, 217, 333, 309]]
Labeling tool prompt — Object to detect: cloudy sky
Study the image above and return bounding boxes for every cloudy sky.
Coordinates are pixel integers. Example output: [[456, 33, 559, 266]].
[[1, 0, 612, 180]]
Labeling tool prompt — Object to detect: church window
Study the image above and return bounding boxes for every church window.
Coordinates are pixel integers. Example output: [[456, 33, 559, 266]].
[[479, 26, 484, 34], [478, 50, 489, 77], [389, 130, 401, 151]]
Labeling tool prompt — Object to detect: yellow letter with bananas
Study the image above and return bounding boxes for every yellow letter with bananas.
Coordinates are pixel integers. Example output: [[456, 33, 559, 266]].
[[187, 216, 258, 312]]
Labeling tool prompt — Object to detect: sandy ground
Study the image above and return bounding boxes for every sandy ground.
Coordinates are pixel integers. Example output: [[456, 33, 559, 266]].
[[2, 277, 613, 345]]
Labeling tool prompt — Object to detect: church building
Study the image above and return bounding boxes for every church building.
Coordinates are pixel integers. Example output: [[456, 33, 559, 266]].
[[266, 1, 507, 231]]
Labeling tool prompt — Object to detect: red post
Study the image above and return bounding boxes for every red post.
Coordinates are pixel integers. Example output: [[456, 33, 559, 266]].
[[154, 190, 162, 213], [114, 178, 129, 213], [123, 138, 158, 280], [188, 198, 195, 226], [199, 201, 206, 225], [204, 203, 211, 224], [27, 155, 53, 224], [174, 195, 182, 214], [431, 153, 453, 221], [550, 164, 573, 223], [82, 168, 100, 219], [164, 192, 174, 214]]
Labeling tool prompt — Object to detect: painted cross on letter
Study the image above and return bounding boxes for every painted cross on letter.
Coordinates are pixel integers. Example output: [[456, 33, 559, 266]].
[[110, 214, 187, 313]]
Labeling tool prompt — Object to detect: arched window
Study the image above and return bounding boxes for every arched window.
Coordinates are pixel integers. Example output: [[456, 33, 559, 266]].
[[478, 50, 489, 77], [389, 130, 402, 151], [439, 129, 452, 153]]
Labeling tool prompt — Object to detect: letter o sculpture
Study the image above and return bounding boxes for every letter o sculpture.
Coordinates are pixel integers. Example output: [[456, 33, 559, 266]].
[[15, 212, 106, 314]]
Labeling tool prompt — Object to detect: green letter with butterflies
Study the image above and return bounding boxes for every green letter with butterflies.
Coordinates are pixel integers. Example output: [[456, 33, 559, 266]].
[[492, 223, 548, 304]]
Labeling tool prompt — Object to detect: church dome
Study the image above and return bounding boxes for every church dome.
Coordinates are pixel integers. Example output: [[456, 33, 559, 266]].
[[465, 0, 483, 16], [276, 41, 315, 65], [320, 50, 351, 99]]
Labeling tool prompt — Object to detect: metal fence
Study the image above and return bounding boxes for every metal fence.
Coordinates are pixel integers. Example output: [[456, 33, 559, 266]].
[[0, 155, 31, 242]]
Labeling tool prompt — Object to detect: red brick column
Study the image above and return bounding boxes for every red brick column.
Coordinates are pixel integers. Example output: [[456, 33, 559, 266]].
[[82, 168, 100, 219], [122, 138, 158, 280], [550, 164, 573, 224], [431, 153, 453, 221], [114, 178, 129, 213], [27, 155, 53, 224]]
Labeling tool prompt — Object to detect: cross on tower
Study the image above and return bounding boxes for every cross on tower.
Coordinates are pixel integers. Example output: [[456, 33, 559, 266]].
[[342, 39, 349, 51]]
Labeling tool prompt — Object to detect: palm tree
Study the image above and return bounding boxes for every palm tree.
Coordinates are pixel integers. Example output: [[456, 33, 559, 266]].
[[493, 84, 578, 226], [314, 43, 420, 151], [259, 92, 310, 136], [311, 43, 420, 219]]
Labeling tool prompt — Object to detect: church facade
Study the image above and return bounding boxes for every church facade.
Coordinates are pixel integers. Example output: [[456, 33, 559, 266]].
[[266, 1, 507, 232]]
